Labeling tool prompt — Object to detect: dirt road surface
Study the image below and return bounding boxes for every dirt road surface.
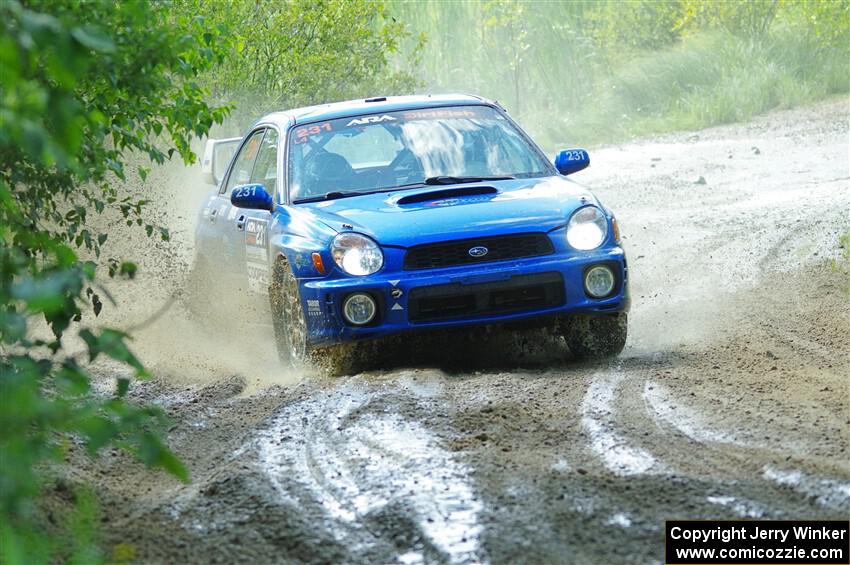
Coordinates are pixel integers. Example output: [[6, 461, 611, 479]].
[[72, 99, 849, 564]]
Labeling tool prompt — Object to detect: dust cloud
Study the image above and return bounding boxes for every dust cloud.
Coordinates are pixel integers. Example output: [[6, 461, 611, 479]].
[[89, 144, 301, 392]]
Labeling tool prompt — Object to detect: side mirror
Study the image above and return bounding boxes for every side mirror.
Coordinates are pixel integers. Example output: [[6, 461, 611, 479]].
[[555, 149, 590, 176], [231, 184, 273, 211], [202, 137, 241, 186]]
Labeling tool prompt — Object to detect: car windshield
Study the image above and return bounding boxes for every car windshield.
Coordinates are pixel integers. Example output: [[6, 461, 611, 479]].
[[287, 105, 553, 203]]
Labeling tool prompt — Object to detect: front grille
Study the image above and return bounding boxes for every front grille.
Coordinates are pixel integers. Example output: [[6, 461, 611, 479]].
[[403, 233, 554, 271], [408, 272, 565, 323]]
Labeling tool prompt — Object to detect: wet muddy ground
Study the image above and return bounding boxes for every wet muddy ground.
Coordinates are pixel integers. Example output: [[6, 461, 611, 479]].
[[75, 99, 849, 563]]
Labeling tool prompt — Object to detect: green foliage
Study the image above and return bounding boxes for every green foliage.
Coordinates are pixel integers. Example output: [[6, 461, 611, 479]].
[[587, 0, 683, 52], [0, 0, 228, 562], [677, 0, 781, 39], [390, 0, 849, 150], [65, 488, 102, 565], [184, 0, 423, 127], [783, 0, 850, 47], [553, 26, 848, 145]]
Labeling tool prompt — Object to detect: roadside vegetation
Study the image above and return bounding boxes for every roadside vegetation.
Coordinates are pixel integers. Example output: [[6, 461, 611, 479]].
[[183, 0, 422, 130], [389, 0, 849, 148], [0, 1, 230, 561], [0, 0, 412, 562], [1, 0, 847, 563]]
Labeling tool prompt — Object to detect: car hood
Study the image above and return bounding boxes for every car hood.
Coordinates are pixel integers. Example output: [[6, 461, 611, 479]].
[[298, 176, 599, 248]]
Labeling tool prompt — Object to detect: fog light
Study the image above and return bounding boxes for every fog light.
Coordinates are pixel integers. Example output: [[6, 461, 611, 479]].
[[342, 293, 376, 325], [585, 265, 615, 298]]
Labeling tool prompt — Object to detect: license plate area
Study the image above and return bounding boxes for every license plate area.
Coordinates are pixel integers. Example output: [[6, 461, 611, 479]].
[[408, 272, 565, 323]]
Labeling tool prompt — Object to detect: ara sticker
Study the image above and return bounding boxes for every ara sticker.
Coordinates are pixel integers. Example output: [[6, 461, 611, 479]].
[[346, 114, 397, 127]]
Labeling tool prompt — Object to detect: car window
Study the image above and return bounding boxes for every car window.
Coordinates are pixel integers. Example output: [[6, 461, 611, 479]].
[[223, 129, 265, 194], [250, 128, 279, 194], [324, 126, 401, 168], [287, 106, 554, 202]]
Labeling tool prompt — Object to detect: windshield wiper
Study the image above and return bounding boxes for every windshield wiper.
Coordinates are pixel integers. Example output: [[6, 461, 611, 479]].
[[424, 175, 515, 185], [294, 190, 366, 204]]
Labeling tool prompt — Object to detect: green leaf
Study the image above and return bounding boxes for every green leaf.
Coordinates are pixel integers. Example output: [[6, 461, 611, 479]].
[[78, 415, 119, 453], [56, 360, 91, 396], [71, 25, 115, 53], [116, 377, 130, 398], [0, 310, 27, 343], [80, 328, 148, 378], [119, 262, 137, 279], [137, 432, 189, 483]]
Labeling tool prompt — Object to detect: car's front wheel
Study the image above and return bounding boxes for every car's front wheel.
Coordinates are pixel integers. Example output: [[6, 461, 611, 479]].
[[269, 257, 376, 376], [560, 312, 627, 361], [270, 257, 310, 366]]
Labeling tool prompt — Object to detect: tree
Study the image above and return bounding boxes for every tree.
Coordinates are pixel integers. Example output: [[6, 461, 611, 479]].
[[0, 1, 229, 561], [185, 0, 422, 126]]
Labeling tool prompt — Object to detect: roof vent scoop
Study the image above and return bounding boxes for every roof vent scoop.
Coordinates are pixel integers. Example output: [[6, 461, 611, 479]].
[[397, 186, 498, 205]]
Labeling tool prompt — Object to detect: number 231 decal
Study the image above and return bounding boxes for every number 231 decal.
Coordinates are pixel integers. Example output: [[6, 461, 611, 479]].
[[564, 150, 587, 161], [232, 185, 257, 198], [293, 123, 333, 143]]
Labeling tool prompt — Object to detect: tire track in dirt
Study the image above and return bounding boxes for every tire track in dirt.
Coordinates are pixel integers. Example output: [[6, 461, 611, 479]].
[[255, 379, 487, 564], [580, 368, 664, 476]]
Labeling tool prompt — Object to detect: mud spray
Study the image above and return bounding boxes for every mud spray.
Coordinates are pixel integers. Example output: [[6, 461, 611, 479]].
[[88, 144, 300, 393]]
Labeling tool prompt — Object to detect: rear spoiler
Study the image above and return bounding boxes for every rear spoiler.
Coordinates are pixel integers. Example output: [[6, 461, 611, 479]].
[[201, 137, 241, 186]]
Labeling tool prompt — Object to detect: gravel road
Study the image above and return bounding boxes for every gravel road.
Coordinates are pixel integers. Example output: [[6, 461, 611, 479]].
[[75, 99, 849, 564]]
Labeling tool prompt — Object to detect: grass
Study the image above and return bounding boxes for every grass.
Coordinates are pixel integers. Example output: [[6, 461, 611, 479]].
[[539, 27, 849, 148]]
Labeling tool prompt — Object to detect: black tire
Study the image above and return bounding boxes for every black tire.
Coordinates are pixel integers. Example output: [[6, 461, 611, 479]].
[[561, 312, 627, 361], [269, 257, 382, 376], [270, 256, 396, 375], [270, 258, 310, 366]]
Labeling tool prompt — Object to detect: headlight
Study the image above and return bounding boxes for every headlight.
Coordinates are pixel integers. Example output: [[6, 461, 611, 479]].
[[567, 206, 608, 250], [331, 233, 383, 276]]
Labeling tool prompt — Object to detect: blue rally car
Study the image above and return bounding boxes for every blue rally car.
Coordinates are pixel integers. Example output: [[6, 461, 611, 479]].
[[195, 94, 628, 373]]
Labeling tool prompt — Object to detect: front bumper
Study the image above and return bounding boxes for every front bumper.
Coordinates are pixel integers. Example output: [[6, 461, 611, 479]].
[[297, 245, 629, 347]]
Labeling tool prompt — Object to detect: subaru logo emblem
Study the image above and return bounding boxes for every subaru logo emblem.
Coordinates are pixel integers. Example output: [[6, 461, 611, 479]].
[[468, 246, 489, 258]]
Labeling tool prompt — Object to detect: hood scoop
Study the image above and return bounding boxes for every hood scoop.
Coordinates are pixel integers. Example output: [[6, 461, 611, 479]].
[[397, 185, 498, 205]]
